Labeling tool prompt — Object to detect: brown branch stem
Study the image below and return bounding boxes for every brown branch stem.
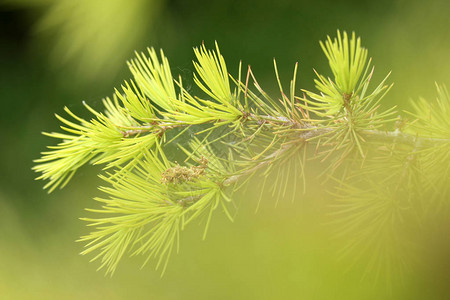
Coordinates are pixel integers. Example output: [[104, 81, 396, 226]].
[[121, 114, 448, 147]]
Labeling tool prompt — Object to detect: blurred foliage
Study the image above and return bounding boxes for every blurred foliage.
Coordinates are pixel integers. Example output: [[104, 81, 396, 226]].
[[2, 0, 163, 83], [1, 0, 450, 299]]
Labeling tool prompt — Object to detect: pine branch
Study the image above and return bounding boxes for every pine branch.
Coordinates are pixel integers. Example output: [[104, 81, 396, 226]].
[[33, 30, 450, 277], [119, 117, 449, 148], [360, 129, 449, 147]]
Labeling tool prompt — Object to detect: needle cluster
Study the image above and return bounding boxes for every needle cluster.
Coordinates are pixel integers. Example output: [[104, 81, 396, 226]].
[[34, 31, 450, 276]]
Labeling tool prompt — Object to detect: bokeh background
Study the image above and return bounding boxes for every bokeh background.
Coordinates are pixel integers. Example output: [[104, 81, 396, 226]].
[[1, 0, 449, 299]]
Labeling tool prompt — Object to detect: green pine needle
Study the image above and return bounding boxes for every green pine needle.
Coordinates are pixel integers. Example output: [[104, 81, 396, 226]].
[[33, 32, 450, 277]]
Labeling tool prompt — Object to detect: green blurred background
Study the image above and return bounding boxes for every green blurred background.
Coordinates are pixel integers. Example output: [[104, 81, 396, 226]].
[[1, 0, 449, 299]]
